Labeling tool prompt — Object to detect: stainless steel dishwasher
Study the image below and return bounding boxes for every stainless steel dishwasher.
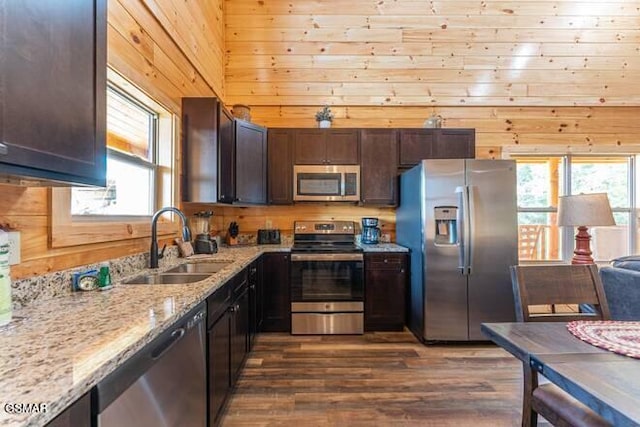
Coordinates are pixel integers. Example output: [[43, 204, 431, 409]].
[[95, 302, 207, 427]]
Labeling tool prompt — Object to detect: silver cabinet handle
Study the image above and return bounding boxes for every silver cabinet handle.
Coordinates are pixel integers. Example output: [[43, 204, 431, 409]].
[[0, 143, 7, 155]]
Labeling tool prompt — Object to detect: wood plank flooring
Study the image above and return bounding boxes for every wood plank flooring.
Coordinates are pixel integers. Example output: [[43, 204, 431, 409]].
[[220, 331, 525, 426]]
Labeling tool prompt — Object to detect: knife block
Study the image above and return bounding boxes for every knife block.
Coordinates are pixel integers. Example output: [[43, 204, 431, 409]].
[[227, 236, 238, 246]]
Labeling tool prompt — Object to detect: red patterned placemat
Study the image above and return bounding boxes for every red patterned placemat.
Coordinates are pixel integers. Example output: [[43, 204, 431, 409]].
[[567, 321, 640, 359]]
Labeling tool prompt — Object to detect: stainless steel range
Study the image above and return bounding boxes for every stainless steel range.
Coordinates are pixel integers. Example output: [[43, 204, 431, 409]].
[[290, 220, 364, 334]]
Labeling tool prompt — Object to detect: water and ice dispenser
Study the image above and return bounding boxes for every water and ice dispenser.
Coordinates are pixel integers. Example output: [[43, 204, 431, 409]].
[[434, 206, 458, 246]]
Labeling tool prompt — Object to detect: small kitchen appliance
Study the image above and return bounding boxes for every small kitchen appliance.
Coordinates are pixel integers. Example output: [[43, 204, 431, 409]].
[[361, 217, 381, 244], [191, 211, 217, 254], [293, 165, 360, 202], [290, 220, 364, 335], [257, 229, 281, 245]]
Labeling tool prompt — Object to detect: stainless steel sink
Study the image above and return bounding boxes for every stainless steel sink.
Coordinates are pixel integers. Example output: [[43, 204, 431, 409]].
[[164, 261, 233, 274], [122, 273, 212, 285]]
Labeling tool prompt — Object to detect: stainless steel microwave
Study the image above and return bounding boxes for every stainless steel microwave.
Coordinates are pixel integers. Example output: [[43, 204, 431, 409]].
[[293, 165, 360, 202]]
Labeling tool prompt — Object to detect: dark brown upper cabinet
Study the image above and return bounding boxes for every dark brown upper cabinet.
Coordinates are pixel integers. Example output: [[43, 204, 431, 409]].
[[398, 128, 475, 168], [267, 129, 294, 205], [360, 129, 398, 206], [433, 129, 475, 159], [233, 120, 267, 204], [181, 97, 228, 203], [398, 129, 435, 167], [0, 0, 107, 186], [182, 99, 267, 205], [216, 106, 236, 203], [293, 129, 359, 165]]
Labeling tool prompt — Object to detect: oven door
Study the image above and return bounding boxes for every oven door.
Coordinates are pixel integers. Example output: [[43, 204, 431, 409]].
[[290, 253, 364, 302]]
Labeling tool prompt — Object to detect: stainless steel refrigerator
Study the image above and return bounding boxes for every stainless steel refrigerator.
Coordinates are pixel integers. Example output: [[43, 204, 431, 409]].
[[397, 159, 518, 342]]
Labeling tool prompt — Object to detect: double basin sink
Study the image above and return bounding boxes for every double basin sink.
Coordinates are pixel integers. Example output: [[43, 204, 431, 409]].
[[122, 260, 233, 285]]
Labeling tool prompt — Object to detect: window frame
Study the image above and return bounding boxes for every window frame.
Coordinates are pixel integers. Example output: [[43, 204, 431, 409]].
[[512, 153, 636, 263], [50, 68, 178, 248]]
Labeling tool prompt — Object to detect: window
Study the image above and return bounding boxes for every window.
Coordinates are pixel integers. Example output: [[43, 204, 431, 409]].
[[50, 69, 178, 248], [515, 155, 633, 263], [71, 85, 158, 216]]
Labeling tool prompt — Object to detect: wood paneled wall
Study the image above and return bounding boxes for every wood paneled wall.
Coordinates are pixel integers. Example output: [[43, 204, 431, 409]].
[[225, 0, 640, 151], [184, 204, 398, 242], [3, 0, 225, 280]]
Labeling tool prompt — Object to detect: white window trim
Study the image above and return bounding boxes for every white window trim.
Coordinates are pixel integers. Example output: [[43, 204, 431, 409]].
[[506, 150, 637, 263]]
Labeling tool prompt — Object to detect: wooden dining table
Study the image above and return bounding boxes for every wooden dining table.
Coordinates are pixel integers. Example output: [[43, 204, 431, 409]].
[[481, 322, 640, 427]]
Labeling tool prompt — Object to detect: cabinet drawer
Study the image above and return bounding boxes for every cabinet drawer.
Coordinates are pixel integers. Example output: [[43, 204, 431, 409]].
[[365, 253, 407, 270]]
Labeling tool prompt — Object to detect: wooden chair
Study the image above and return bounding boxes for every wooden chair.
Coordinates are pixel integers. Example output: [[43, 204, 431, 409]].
[[510, 264, 612, 427]]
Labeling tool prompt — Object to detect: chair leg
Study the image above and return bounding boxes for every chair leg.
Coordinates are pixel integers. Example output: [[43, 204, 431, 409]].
[[522, 363, 539, 427]]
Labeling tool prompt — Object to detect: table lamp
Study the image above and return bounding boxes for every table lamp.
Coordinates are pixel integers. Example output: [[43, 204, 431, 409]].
[[557, 193, 615, 264]]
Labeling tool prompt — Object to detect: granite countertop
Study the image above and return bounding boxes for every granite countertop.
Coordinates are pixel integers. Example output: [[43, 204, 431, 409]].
[[0, 245, 289, 427], [358, 243, 409, 252], [0, 241, 406, 426]]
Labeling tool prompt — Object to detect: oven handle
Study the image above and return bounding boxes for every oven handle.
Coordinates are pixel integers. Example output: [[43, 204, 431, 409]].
[[291, 253, 364, 262]]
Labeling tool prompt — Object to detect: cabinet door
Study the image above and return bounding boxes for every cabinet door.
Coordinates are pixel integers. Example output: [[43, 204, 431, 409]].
[[45, 392, 91, 427], [181, 98, 218, 203], [267, 129, 294, 204], [433, 129, 475, 159], [0, 0, 106, 186], [256, 257, 264, 333], [217, 107, 235, 203], [360, 129, 398, 206], [208, 311, 231, 424], [364, 253, 408, 331], [248, 260, 262, 350], [235, 120, 267, 204], [398, 129, 435, 168], [325, 129, 359, 164], [230, 288, 249, 383], [293, 129, 326, 164], [262, 253, 291, 332]]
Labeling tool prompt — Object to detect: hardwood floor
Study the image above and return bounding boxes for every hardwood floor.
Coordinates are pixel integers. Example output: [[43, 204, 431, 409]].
[[220, 331, 525, 426]]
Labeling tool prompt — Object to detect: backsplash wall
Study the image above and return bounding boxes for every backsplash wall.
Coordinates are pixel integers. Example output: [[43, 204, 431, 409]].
[[183, 204, 397, 242]]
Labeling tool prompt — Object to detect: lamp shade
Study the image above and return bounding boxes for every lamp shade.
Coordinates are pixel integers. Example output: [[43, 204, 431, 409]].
[[557, 193, 616, 227]]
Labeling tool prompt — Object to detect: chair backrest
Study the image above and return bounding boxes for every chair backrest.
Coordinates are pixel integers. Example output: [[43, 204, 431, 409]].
[[510, 264, 611, 322]]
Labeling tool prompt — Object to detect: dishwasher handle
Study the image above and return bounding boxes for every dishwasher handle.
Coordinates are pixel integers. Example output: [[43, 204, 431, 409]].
[[151, 327, 185, 360]]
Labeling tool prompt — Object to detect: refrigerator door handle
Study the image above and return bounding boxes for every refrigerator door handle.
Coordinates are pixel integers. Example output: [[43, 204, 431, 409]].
[[455, 186, 468, 275], [466, 185, 474, 275]]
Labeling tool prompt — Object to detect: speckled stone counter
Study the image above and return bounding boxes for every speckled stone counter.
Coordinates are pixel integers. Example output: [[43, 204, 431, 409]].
[[0, 245, 290, 427], [358, 243, 408, 252]]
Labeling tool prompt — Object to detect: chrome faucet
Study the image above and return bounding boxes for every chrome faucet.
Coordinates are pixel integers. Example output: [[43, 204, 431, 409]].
[[150, 207, 191, 269]]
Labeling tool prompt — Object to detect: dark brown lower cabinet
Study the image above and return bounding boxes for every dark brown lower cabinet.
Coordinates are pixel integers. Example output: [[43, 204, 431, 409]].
[[262, 253, 291, 332], [230, 284, 249, 383], [248, 259, 263, 350], [207, 266, 254, 426], [364, 253, 408, 331], [44, 392, 91, 427]]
